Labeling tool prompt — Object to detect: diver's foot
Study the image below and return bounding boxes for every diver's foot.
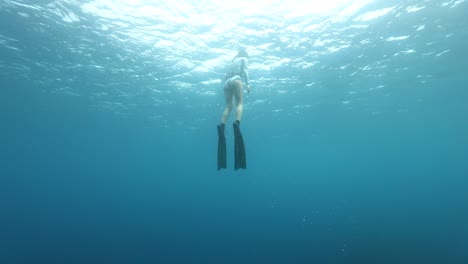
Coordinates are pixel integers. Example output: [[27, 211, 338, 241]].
[[217, 123, 225, 135]]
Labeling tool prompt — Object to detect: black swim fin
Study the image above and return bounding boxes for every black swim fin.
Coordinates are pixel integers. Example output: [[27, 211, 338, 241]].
[[233, 122, 246, 170], [217, 124, 227, 170]]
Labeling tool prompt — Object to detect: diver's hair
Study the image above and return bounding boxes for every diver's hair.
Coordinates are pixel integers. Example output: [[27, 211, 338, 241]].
[[236, 49, 249, 59]]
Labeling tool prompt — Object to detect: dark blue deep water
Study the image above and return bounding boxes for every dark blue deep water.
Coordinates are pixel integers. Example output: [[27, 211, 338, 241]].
[[1, 1, 468, 263]]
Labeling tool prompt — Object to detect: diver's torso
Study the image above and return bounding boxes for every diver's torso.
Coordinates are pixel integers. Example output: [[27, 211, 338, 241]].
[[227, 57, 247, 77]]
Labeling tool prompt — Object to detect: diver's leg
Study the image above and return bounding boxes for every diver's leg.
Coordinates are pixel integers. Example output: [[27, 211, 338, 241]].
[[232, 80, 246, 170], [221, 85, 234, 124], [233, 80, 244, 122]]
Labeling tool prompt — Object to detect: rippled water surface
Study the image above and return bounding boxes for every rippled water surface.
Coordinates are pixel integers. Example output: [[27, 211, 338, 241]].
[[1, 1, 468, 263]]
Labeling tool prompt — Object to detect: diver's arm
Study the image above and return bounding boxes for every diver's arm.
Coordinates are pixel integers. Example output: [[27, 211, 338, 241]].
[[241, 59, 250, 84], [241, 59, 251, 92], [244, 68, 250, 85]]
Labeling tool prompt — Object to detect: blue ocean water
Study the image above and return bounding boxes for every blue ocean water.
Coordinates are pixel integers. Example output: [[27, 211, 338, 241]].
[[1, 0, 468, 263]]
